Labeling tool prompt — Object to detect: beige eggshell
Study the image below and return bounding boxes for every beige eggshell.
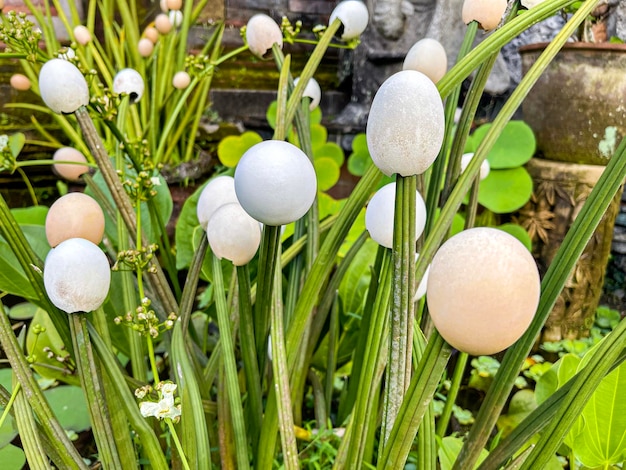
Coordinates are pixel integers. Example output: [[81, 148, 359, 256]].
[[462, 0, 507, 31], [366, 70, 445, 176], [245, 14, 283, 58], [426, 227, 540, 356], [73, 25, 92, 45], [44, 238, 111, 313], [403, 38, 447, 83], [10, 73, 31, 91], [138, 38, 155, 57], [45, 192, 105, 247], [207, 202, 262, 266], [143, 26, 159, 43], [52, 147, 89, 181], [167, 0, 183, 10], [172, 71, 191, 89], [155, 13, 173, 34]]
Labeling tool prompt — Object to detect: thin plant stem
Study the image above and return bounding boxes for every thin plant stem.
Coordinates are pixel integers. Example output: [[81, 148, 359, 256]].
[[436, 352, 469, 437], [166, 419, 192, 470], [0, 382, 20, 429]]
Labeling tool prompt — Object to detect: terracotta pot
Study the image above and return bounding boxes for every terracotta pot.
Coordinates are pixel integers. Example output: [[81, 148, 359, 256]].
[[520, 42, 626, 165]]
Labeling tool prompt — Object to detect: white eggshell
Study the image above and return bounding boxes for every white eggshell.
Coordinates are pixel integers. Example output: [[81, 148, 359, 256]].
[[365, 181, 427, 249], [462, 0, 507, 31], [44, 238, 111, 313], [197, 175, 239, 230], [38, 59, 89, 114], [426, 227, 540, 356], [113, 68, 145, 102], [234, 140, 317, 226], [246, 14, 283, 58], [207, 202, 262, 266], [169, 10, 183, 28], [52, 147, 89, 181], [329, 0, 369, 40], [366, 70, 445, 176], [403, 38, 447, 83], [413, 253, 430, 301], [294, 77, 321, 111], [460, 152, 490, 180]]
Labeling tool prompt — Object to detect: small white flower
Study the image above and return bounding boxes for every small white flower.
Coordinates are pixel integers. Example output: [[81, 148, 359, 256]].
[[150, 176, 161, 186], [139, 382, 181, 421]]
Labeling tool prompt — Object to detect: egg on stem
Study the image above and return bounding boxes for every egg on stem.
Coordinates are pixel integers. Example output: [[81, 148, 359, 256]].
[[38, 59, 90, 114], [234, 140, 317, 226], [403, 38, 447, 83], [293, 77, 321, 111], [113, 68, 145, 103], [196, 175, 239, 229], [366, 70, 445, 176], [10, 73, 31, 91], [329, 0, 369, 41], [206, 202, 262, 266], [462, 0, 508, 31], [52, 147, 89, 181], [426, 227, 540, 356], [245, 14, 283, 59], [45, 192, 105, 247]]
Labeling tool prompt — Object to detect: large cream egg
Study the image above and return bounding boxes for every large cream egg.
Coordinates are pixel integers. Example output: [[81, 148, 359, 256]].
[[366, 70, 445, 176], [45, 192, 105, 248], [462, 0, 507, 31], [52, 147, 89, 181], [403, 38, 447, 83], [426, 227, 540, 355]]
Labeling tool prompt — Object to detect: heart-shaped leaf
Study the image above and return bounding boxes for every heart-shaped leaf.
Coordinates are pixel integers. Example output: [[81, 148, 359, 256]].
[[217, 131, 263, 168], [478, 167, 533, 213], [314, 157, 340, 191], [472, 121, 536, 169]]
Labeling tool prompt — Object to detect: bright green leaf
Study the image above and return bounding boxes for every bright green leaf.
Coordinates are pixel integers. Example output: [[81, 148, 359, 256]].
[[338, 239, 377, 317], [535, 353, 581, 405], [438, 436, 488, 470], [314, 157, 340, 191], [0, 444, 25, 469], [472, 121, 536, 169], [9, 133, 25, 159], [310, 124, 328, 149], [44, 385, 90, 432], [478, 167, 533, 213], [8, 302, 38, 320], [347, 150, 372, 177], [0, 409, 17, 448], [314, 142, 344, 167], [11, 206, 48, 225], [217, 131, 262, 168], [497, 223, 532, 251]]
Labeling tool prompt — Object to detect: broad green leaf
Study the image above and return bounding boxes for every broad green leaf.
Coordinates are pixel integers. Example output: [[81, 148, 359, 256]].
[[497, 223, 532, 251], [0, 444, 25, 469], [347, 150, 372, 177], [314, 157, 340, 191], [175, 181, 206, 270], [496, 389, 537, 438], [570, 359, 626, 467], [0, 235, 37, 300], [8, 302, 38, 320], [314, 142, 344, 167], [11, 205, 48, 225], [309, 124, 328, 149], [472, 121, 536, 169], [9, 132, 25, 158], [0, 408, 17, 448], [318, 192, 343, 220], [478, 167, 533, 213], [535, 353, 581, 405], [217, 131, 262, 168], [26, 308, 80, 386], [438, 436, 488, 470], [338, 238, 377, 317], [44, 385, 90, 432]]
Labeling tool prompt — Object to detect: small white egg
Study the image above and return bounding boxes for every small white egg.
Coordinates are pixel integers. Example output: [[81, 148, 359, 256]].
[[38, 59, 89, 114], [113, 68, 145, 103]]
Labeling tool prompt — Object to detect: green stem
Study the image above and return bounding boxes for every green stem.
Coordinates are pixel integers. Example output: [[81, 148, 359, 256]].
[[146, 335, 160, 385], [212, 255, 250, 470], [0, 382, 20, 429], [381, 175, 416, 446], [436, 352, 469, 437], [70, 314, 121, 469], [167, 419, 191, 470], [271, 260, 300, 470]]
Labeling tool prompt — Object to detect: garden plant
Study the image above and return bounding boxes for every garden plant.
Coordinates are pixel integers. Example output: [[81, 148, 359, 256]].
[[0, 0, 626, 468]]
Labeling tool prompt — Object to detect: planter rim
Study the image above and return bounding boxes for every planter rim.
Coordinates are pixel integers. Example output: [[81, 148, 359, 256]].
[[519, 41, 626, 54]]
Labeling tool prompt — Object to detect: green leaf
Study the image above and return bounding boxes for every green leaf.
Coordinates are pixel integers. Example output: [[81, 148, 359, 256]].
[[175, 182, 205, 270], [438, 436, 488, 470], [27, 308, 80, 386], [0, 407, 18, 448], [0, 235, 37, 300], [8, 302, 38, 320], [0, 444, 25, 469], [347, 150, 372, 177], [309, 123, 328, 149], [44, 385, 90, 432], [535, 353, 580, 405], [217, 131, 263, 168], [9, 133, 25, 158], [10, 206, 48, 225], [570, 359, 626, 467], [472, 121, 536, 169], [496, 389, 537, 438], [338, 239, 377, 317], [314, 142, 344, 167], [478, 167, 533, 213], [497, 223, 532, 251], [314, 157, 340, 192]]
